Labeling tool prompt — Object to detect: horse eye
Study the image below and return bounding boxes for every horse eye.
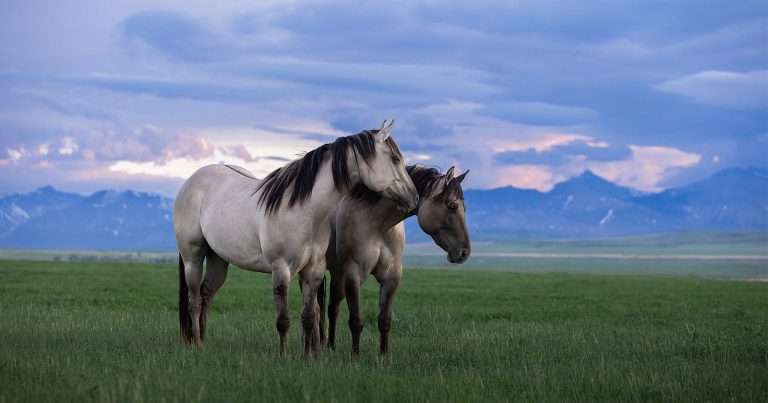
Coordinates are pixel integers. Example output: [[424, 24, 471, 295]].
[[391, 156, 401, 164], [447, 202, 458, 211]]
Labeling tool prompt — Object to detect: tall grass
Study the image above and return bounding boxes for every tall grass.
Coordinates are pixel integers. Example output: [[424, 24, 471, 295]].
[[0, 260, 765, 402]]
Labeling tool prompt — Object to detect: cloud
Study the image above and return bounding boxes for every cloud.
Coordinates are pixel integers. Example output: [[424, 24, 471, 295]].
[[235, 59, 500, 100], [63, 75, 286, 104], [412, 101, 598, 155], [121, 10, 229, 62], [590, 38, 654, 60], [108, 126, 327, 180], [494, 140, 630, 165], [58, 137, 79, 155], [228, 144, 255, 162], [398, 100, 608, 189], [0, 0, 765, 197], [653, 70, 768, 108], [109, 149, 293, 182], [489, 144, 701, 192], [109, 149, 282, 180], [479, 101, 598, 125], [588, 145, 702, 192], [492, 165, 565, 191]]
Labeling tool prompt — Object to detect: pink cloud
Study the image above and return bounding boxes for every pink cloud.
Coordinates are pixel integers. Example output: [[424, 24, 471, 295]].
[[494, 165, 565, 191], [95, 136, 153, 161], [82, 148, 96, 161], [230, 144, 255, 162], [158, 134, 215, 163], [588, 145, 701, 192]]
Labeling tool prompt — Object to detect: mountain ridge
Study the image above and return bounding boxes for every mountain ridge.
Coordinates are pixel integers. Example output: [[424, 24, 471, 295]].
[[1, 166, 766, 249]]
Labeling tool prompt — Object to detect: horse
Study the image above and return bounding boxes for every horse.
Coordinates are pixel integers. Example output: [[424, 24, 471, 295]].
[[323, 165, 470, 356], [173, 120, 419, 359]]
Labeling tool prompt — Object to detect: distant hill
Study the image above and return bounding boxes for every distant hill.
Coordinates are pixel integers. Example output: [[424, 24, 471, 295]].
[[0, 166, 766, 250], [0, 185, 85, 238], [406, 166, 768, 242], [0, 189, 174, 250]]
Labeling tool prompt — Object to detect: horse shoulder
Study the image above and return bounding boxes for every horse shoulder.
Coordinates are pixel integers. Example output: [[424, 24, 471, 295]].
[[371, 223, 402, 276], [383, 222, 406, 256], [332, 200, 364, 260]]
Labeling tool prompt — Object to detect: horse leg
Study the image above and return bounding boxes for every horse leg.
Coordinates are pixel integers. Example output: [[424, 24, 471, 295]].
[[200, 251, 229, 343], [377, 273, 401, 356], [327, 270, 345, 350], [345, 267, 363, 356], [300, 267, 324, 359], [271, 265, 292, 356], [316, 274, 326, 348], [182, 253, 206, 346]]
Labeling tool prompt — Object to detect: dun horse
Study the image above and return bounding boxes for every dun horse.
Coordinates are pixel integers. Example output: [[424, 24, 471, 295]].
[[324, 165, 470, 355], [174, 120, 418, 358]]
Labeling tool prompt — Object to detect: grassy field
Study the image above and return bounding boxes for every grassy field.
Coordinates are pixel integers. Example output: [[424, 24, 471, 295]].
[[0, 260, 766, 402], [402, 254, 768, 279]]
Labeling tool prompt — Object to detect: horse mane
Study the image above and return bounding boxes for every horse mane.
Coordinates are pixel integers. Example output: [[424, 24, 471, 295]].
[[349, 164, 464, 206], [408, 165, 464, 203], [256, 130, 403, 214]]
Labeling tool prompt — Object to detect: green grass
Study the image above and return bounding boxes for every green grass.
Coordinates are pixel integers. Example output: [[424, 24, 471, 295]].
[[402, 255, 768, 279], [0, 260, 766, 402]]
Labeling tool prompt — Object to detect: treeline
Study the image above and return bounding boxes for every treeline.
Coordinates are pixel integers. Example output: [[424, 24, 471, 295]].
[[56, 253, 176, 264]]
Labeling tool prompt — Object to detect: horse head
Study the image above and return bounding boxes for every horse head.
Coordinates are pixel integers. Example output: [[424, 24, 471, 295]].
[[356, 119, 419, 212], [415, 166, 471, 263]]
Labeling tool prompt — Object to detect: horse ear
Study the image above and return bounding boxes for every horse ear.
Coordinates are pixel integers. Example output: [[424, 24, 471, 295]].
[[375, 118, 395, 142], [378, 119, 387, 131], [455, 170, 469, 184], [443, 166, 455, 187]]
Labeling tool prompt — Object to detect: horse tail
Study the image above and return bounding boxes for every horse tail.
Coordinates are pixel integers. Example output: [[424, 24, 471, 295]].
[[178, 253, 193, 344], [318, 273, 327, 345]]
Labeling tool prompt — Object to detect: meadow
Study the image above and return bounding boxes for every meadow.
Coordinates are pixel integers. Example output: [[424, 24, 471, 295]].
[[0, 258, 766, 402]]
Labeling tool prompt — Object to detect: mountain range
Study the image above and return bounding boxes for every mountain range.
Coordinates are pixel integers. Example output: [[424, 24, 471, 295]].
[[0, 167, 765, 250], [425, 166, 767, 242]]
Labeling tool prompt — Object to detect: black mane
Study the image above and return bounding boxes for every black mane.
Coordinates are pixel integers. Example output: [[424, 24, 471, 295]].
[[349, 164, 464, 206], [408, 165, 464, 203], [256, 130, 402, 214]]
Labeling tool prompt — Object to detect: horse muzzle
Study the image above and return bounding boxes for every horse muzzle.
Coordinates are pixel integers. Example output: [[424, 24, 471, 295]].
[[447, 248, 470, 264]]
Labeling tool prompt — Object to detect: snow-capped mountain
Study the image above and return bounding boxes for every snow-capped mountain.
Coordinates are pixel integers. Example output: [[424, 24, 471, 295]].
[[0, 166, 766, 249], [0, 188, 174, 249], [0, 185, 85, 237], [406, 166, 768, 241]]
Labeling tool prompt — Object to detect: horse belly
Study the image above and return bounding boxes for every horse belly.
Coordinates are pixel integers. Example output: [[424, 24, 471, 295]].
[[234, 255, 273, 273], [202, 216, 271, 272], [199, 192, 270, 272]]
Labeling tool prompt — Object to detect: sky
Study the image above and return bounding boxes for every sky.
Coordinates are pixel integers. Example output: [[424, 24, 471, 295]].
[[0, 0, 766, 197]]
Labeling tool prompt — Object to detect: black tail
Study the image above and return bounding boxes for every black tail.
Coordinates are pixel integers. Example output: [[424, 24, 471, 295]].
[[179, 253, 193, 344], [318, 274, 327, 345]]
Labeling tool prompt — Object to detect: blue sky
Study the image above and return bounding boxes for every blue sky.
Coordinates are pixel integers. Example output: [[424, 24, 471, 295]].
[[1, 0, 766, 196]]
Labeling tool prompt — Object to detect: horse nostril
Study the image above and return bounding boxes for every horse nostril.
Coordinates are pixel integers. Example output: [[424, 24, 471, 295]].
[[460, 249, 468, 259]]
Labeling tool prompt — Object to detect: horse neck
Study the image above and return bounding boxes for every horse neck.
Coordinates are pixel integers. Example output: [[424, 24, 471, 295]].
[[300, 166, 342, 222], [302, 152, 361, 223], [414, 189, 440, 233], [363, 183, 429, 234], [339, 196, 407, 236]]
